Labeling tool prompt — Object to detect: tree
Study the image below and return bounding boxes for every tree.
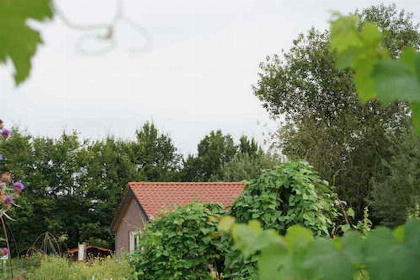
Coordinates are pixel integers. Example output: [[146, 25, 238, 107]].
[[0, 123, 181, 252], [181, 131, 275, 182], [181, 130, 238, 181], [211, 153, 279, 182], [253, 4, 420, 218], [369, 131, 420, 227], [328, 11, 420, 226], [127, 122, 182, 181]]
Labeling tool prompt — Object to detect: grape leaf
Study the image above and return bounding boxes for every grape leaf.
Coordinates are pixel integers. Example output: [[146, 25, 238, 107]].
[[373, 60, 420, 105], [305, 238, 355, 280], [410, 102, 420, 134], [364, 226, 420, 280], [0, 0, 53, 85], [258, 245, 287, 280]]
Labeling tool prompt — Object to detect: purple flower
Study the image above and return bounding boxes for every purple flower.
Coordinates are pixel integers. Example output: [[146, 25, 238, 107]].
[[1, 129, 11, 138], [13, 182, 25, 192], [5, 196, 13, 204], [0, 155, 3, 161]]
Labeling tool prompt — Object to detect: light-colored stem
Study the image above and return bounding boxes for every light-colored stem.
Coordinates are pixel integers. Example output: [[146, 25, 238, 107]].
[[1, 215, 13, 279]]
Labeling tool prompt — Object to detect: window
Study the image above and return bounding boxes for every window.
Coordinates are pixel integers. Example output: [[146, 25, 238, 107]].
[[129, 230, 142, 253]]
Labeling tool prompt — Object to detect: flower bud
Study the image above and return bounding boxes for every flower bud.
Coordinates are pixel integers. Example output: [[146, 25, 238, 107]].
[[1, 172, 12, 183]]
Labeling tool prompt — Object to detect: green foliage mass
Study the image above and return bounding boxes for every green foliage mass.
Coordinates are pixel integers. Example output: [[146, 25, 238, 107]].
[[330, 12, 420, 132], [182, 131, 276, 182], [230, 161, 340, 235], [223, 161, 341, 279], [223, 218, 420, 280], [329, 10, 420, 226], [253, 4, 420, 219], [0, 122, 182, 252], [370, 131, 420, 226], [211, 152, 279, 182], [0, 0, 53, 85], [181, 130, 238, 181], [130, 202, 229, 280]]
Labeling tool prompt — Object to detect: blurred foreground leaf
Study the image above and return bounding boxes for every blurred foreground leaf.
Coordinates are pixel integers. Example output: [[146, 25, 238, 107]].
[[0, 0, 53, 85]]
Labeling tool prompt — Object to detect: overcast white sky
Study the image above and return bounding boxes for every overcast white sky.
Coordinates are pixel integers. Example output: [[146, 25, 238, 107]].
[[0, 0, 419, 154]]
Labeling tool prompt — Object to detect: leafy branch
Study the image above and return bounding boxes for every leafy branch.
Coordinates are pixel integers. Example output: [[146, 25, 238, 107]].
[[330, 13, 420, 132]]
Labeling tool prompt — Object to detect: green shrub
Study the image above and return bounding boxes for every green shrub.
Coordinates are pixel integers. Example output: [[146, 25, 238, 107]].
[[225, 161, 341, 279], [130, 202, 229, 280]]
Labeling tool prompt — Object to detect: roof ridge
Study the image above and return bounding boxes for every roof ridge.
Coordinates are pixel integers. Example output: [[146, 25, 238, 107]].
[[128, 182, 245, 186]]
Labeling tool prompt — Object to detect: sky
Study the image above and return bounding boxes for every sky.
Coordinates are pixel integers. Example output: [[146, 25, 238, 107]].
[[1, 0, 419, 154]]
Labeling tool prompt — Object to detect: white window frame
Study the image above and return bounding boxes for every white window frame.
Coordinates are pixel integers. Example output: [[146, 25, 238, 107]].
[[129, 230, 142, 253]]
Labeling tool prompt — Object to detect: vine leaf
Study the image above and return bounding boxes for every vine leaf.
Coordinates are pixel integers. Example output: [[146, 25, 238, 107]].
[[305, 238, 355, 280], [373, 60, 420, 105], [0, 0, 53, 85]]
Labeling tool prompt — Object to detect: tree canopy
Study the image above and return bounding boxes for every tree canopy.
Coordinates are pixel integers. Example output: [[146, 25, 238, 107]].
[[253, 4, 420, 220]]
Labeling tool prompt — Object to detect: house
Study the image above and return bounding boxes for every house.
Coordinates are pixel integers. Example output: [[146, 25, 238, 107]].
[[111, 182, 245, 252]]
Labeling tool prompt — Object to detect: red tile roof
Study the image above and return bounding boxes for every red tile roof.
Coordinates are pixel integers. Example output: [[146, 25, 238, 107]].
[[129, 182, 245, 218]]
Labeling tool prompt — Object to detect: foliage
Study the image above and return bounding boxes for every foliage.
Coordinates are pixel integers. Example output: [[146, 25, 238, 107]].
[[0, 122, 25, 219], [0, 120, 26, 265], [211, 152, 279, 182], [222, 217, 420, 280], [330, 12, 420, 132], [330, 10, 420, 225], [223, 161, 341, 279], [130, 202, 229, 280], [182, 132, 272, 182], [26, 254, 131, 280], [0, 122, 182, 252], [369, 131, 420, 226], [253, 4, 419, 218], [127, 122, 182, 181], [230, 161, 340, 235], [0, 0, 53, 85], [181, 130, 238, 181]]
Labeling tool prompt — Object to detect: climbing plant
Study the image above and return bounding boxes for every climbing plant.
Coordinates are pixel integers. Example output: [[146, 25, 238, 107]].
[[223, 161, 343, 279], [221, 12, 420, 280], [130, 202, 230, 280]]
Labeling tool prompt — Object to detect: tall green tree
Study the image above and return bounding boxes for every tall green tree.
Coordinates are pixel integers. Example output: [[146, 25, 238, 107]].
[[181, 131, 275, 182], [254, 4, 420, 219], [0, 123, 182, 252], [181, 130, 237, 181], [369, 130, 420, 227], [128, 122, 182, 181]]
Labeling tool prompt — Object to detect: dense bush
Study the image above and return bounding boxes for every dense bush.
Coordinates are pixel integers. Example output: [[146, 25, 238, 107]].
[[223, 161, 341, 279], [130, 202, 230, 280], [230, 161, 340, 235]]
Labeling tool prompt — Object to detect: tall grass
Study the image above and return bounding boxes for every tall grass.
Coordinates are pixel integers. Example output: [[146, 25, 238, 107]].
[[10, 255, 131, 280]]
